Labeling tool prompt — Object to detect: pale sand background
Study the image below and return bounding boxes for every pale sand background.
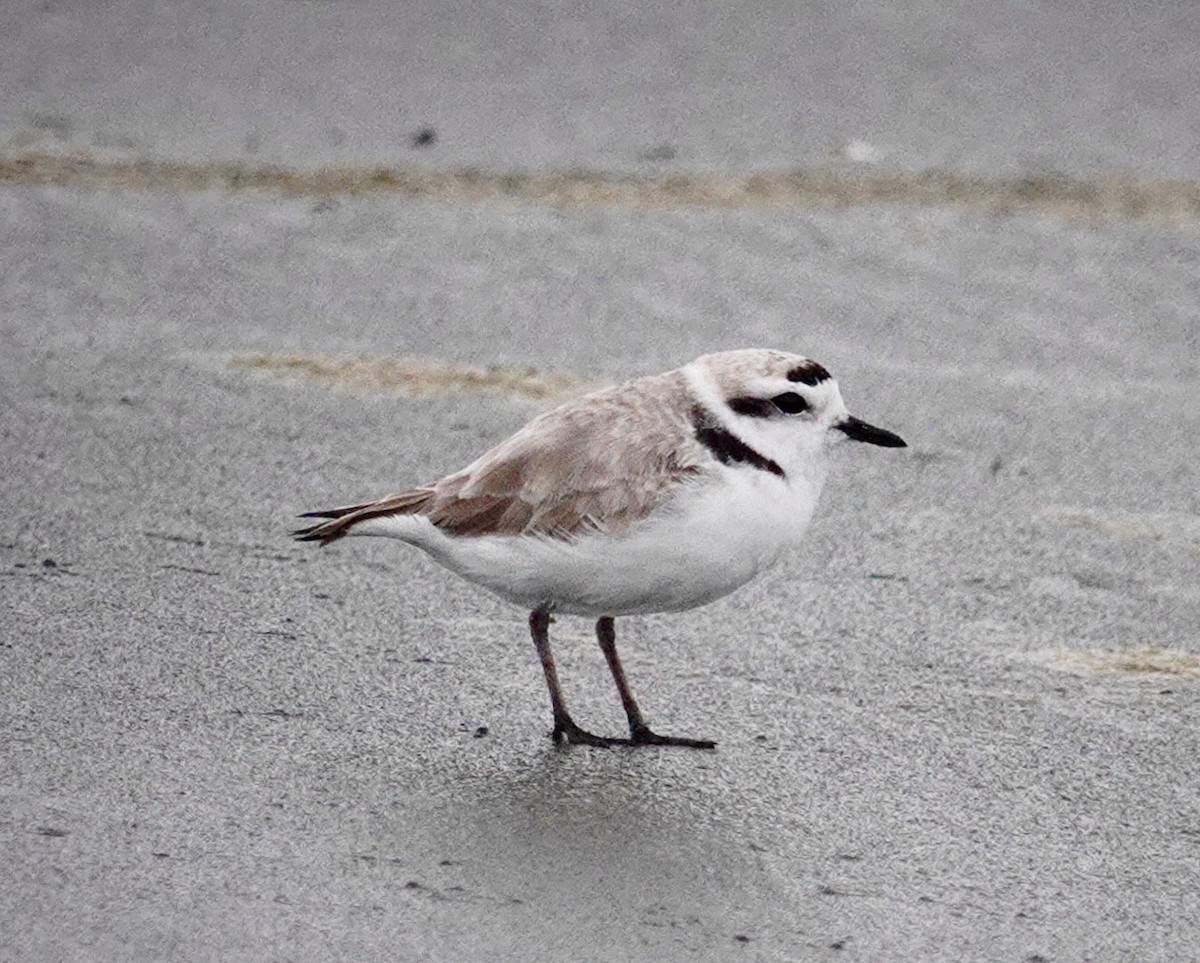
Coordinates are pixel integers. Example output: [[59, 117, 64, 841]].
[[2, 2, 1199, 960]]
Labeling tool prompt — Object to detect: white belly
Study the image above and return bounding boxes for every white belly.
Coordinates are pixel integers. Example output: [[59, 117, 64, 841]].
[[374, 466, 825, 617]]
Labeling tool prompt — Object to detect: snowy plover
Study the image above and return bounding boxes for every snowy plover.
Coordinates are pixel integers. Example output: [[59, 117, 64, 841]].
[[295, 349, 906, 748]]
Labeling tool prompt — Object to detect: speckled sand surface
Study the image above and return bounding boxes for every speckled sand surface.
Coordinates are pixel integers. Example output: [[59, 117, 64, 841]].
[[2, 2, 1199, 960]]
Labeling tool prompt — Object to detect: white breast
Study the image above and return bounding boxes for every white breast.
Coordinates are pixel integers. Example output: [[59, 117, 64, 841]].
[[373, 458, 827, 617]]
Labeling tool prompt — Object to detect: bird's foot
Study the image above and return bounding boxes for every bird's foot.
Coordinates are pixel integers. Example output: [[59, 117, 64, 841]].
[[629, 724, 717, 750], [551, 718, 629, 748]]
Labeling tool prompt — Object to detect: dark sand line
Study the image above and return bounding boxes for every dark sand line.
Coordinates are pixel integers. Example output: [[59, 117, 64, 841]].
[[232, 354, 598, 400], [1037, 646, 1200, 680], [5, 151, 1200, 222]]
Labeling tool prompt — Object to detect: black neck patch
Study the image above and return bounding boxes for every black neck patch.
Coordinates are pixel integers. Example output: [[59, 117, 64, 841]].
[[787, 361, 832, 386], [691, 406, 785, 478]]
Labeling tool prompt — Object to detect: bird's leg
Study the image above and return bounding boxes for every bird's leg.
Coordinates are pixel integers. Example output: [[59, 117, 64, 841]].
[[529, 610, 627, 747], [595, 616, 716, 750]]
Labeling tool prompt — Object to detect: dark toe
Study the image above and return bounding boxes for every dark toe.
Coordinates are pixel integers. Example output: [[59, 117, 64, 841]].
[[552, 720, 630, 748], [629, 726, 717, 750]]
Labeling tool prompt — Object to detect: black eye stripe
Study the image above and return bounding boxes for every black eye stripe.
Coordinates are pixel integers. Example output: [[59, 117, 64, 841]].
[[726, 393, 810, 417], [771, 392, 809, 414], [726, 396, 778, 418]]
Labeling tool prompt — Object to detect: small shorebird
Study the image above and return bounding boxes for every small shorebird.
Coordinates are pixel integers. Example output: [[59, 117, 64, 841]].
[[295, 349, 906, 748]]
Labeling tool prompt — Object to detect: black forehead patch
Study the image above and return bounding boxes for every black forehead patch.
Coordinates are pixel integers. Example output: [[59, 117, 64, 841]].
[[787, 361, 832, 386]]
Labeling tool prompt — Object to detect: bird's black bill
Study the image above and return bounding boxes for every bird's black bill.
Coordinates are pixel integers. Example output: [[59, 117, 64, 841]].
[[837, 416, 907, 448]]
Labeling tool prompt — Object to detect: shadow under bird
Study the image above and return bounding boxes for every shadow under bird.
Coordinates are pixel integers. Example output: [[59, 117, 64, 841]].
[[295, 348, 906, 748]]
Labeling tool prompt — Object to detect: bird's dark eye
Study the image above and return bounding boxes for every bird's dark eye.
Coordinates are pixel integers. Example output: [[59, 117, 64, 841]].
[[771, 392, 809, 414]]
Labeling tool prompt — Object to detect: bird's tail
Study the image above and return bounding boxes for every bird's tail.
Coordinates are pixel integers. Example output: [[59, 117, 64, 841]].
[[292, 489, 434, 545]]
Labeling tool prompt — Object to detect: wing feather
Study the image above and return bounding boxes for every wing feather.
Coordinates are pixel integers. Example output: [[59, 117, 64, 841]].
[[294, 369, 708, 544], [425, 371, 705, 539]]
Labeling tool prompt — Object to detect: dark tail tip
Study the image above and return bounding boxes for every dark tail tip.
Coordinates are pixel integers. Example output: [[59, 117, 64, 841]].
[[297, 507, 354, 520], [293, 504, 365, 544]]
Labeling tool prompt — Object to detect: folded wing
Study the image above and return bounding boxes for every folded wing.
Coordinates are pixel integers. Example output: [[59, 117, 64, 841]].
[[294, 372, 706, 545]]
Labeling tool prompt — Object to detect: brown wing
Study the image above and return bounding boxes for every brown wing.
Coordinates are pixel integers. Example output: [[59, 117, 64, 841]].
[[294, 370, 706, 545], [423, 371, 705, 539]]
